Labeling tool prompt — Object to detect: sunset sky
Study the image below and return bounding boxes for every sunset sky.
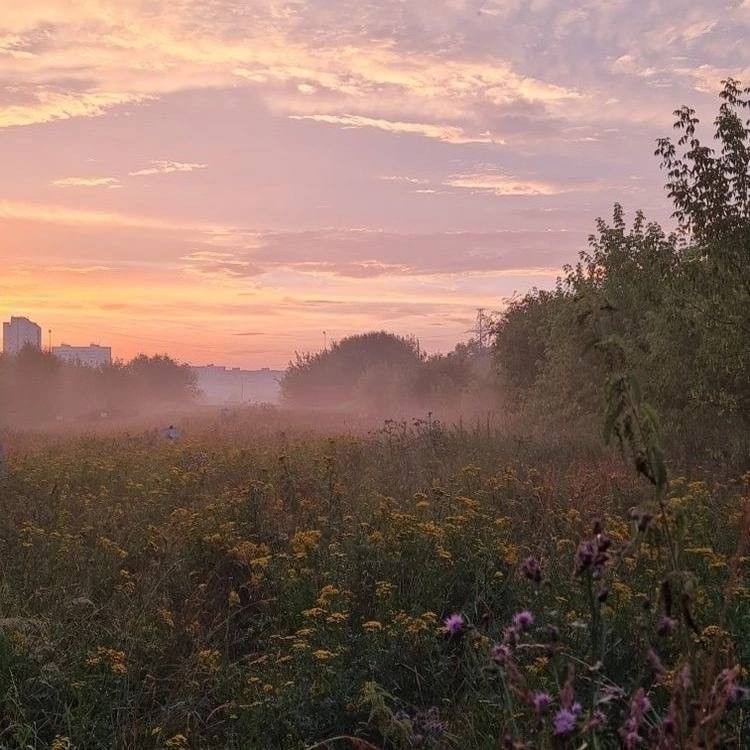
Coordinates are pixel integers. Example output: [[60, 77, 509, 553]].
[[2, 1, 749, 368]]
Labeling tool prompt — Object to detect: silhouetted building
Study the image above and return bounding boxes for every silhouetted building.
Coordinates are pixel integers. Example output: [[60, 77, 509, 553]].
[[52, 343, 112, 367], [191, 364, 282, 404], [2, 316, 42, 355]]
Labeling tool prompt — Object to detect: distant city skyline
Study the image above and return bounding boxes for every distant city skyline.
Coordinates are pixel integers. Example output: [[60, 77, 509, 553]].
[[2, 2, 748, 367]]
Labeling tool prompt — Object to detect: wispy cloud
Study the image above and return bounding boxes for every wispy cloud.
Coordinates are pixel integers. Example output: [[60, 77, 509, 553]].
[[181, 250, 262, 278], [0, 199, 217, 231], [52, 176, 121, 189], [444, 171, 567, 197], [47, 265, 114, 274], [129, 160, 207, 177], [289, 114, 498, 144], [0, 90, 148, 129]]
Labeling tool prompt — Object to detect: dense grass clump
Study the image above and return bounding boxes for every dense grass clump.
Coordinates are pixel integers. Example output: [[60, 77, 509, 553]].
[[0, 417, 747, 748]]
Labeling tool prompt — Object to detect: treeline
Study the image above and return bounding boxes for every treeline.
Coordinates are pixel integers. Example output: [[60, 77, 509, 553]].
[[0, 349, 197, 427], [281, 81, 750, 451], [494, 79, 750, 449], [281, 331, 494, 414]]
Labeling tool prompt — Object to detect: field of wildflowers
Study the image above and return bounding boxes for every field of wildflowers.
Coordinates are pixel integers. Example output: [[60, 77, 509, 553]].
[[0, 414, 748, 748]]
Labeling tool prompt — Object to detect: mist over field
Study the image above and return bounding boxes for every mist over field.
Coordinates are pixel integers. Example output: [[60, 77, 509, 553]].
[[3, 3, 750, 748]]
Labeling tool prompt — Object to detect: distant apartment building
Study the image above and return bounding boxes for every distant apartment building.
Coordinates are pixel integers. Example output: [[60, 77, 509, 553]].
[[52, 344, 112, 368], [191, 364, 282, 404], [2, 316, 42, 355]]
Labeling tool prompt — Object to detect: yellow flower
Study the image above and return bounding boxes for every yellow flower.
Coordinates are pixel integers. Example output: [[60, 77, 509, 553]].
[[98, 536, 128, 560], [325, 611, 349, 625], [115, 569, 136, 595], [231, 541, 271, 566], [375, 581, 394, 599], [290, 530, 322, 556], [362, 620, 383, 632], [418, 521, 443, 539], [313, 649, 335, 662], [496, 542, 518, 566], [317, 584, 341, 605], [302, 607, 326, 619], [457, 496, 480, 512], [700, 625, 730, 641], [165, 734, 189, 749], [436, 546, 453, 562], [197, 649, 221, 673], [86, 646, 127, 675], [156, 607, 175, 628]]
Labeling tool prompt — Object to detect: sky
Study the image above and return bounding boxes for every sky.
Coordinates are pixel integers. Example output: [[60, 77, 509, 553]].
[[1, 1, 749, 368]]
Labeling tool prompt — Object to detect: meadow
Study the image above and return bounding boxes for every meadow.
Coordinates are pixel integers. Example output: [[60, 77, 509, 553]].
[[0, 410, 747, 748]]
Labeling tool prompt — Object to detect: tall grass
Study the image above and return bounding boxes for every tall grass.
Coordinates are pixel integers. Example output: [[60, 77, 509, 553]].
[[0, 417, 747, 748]]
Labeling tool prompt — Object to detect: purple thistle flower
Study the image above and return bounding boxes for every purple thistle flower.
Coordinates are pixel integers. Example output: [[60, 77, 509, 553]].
[[532, 691, 551, 713], [619, 688, 651, 747], [442, 613, 465, 636], [490, 643, 511, 663], [512, 610, 534, 631], [553, 708, 578, 736]]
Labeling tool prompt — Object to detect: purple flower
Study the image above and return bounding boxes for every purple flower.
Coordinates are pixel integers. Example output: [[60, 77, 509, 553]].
[[636, 694, 651, 714], [532, 692, 551, 713], [521, 556, 542, 584], [623, 730, 641, 749], [619, 688, 651, 747], [596, 532, 612, 552], [553, 708, 578, 736], [575, 539, 596, 575], [512, 610, 534, 631], [729, 685, 750, 706], [576, 528, 611, 577], [490, 643, 511, 663], [442, 613, 465, 636]]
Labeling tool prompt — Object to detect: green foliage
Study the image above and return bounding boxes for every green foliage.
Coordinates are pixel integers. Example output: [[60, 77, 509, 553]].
[[280, 331, 489, 413], [494, 80, 750, 435], [0, 349, 197, 427]]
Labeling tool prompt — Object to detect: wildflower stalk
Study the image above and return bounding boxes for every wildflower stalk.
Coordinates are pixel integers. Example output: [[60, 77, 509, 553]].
[[582, 572, 597, 658], [498, 667, 520, 740]]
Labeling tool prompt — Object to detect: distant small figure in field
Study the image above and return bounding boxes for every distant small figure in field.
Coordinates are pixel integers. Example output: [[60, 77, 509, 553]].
[[165, 425, 179, 441]]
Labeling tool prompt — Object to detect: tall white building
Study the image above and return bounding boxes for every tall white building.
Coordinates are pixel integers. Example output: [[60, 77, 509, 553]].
[[2, 316, 42, 355], [52, 344, 112, 368]]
